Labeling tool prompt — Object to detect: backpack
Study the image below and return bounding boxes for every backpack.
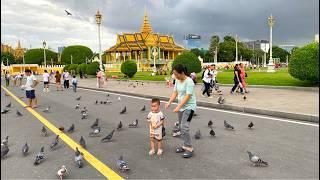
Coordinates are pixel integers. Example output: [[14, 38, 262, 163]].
[[201, 70, 206, 79]]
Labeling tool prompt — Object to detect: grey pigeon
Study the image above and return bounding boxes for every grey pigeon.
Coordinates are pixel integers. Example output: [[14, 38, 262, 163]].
[[5, 102, 11, 108], [67, 124, 75, 133], [128, 119, 138, 128], [117, 121, 122, 130], [91, 118, 99, 129], [95, 100, 98, 104], [248, 121, 254, 129], [116, 155, 130, 172], [247, 151, 268, 166], [81, 111, 88, 119], [34, 146, 45, 165], [75, 104, 80, 109], [50, 135, 59, 150], [208, 120, 213, 127], [218, 96, 225, 104], [41, 126, 48, 136], [80, 107, 87, 113], [76, 96, 81, 101], [1, 109, 10, 114], [140, 105, 146, 111], [174, 121, 179, 128], [107, 94, 110, 97], [224, 120, 234, 130], [79, 136, 86, 148], [100, 101, 103, 104], [4, 92, 9, 96], [244, 95, 247, 100], [119, 106, 126, 114], [75, 147, 84, 168], [209, 127, 215, 137], [1, 144, 9, 158], [43, 106, 50, 113], [2, 136, 9, 146], [193, 113, 197, 117], [101, 129, 115, 142], [89, 127, 101, 137], [22, 142, 29, 156], [194, 130, 201, 139], [16, 110, 23, 116]]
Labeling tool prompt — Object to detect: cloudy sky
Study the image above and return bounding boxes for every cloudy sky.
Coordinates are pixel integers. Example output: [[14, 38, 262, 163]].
[[1, 0, 319, 52]]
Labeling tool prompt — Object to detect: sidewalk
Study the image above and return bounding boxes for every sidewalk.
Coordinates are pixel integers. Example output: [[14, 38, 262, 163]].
[[78, 78, 319, 122]]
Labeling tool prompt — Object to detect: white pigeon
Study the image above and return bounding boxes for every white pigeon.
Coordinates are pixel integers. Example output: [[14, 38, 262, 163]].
[[118, 97, 121, 101], [57, 165, 68, 179]]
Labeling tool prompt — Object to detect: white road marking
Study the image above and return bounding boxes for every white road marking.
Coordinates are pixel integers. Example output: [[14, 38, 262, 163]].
[[78, 87, 319, 127]]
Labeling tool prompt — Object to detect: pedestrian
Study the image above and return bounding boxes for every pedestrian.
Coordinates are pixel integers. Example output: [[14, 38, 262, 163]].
[[42, 70, 50, 92], [55, 71, 62, 91], [21, 69, 39, 108], [230, 64, 243, 94], [147, 98, 165, 156], [96, 69, 103, 88], [71, 75, 78, 92], [79, 70, 83, 79], [201, 65, 213, 98], [171, 72, 176, 85], [239, 63, 249, 93], [5, 71, 10, 87], [190, 72, 197, 84], [62, 70, 70, 89], [165, 64, 197, 158], [16, 73, 23, 87]]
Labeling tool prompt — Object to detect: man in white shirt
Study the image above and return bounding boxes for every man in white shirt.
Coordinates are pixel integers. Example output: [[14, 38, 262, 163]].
[[22, 69, 39, 108], [62, 70, 70, 89], [42, 70, 50, 92], [201, 65, 213, 98]]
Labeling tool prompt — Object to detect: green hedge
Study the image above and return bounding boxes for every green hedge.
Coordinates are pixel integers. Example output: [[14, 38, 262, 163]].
[[172, 51, 201, 73], [77, 63, 87, 74], [121, 60, 137, 78], [61, 45, 93, 64], [288, 42, 319, 83], [68, 64, 78, 75], [86, 62, 100, 75], [25, 48, 57, 65]]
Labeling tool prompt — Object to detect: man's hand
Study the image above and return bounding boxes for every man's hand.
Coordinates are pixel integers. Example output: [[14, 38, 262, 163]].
[[165, 102, 171, 110], [173, 106, 180, 113], [239, 83, 243, 88]]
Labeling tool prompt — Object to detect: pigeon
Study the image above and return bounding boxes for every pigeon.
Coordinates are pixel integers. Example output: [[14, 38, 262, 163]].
[[75, 147, 84, 168], [79, 136, 86, 148], [80, 107, 87, 113], [75, 104, 80, 109], [194, 130, 201, 139], [2, 136, 9, 146], [100, 101, 103, 104], [67, 124, 75, 133], [65, 10, 72, 15], [140, 105, 146, 111], [91, 118, 99, 129], [107, 94, 110, 97], [43, 106, 50, 113], [248, 121, 254, 129], [247, 151, 268, 166], [76, 96, 81, 101], [133, 85, 136, 88], [16, 110, 23, 116], [22, 142, 29, 156], [81, 111, 88, 119], [101, 129, 115, 142], [57, 165, 68, 180], [58, 126, 65, 132], [224, 120, 234, 130], [1, 144, 9, 158], [119, 106, 126, 114], [41, 126, 48, 136], [95, 100, 98, 105], [118, 97, 121, 101], [89, 127, 101, 137], [1, 109, 10, 114], [50, 135, 60, 150], [244, 95, 247, 100], [34, 146, 45, 165], [174, 121, 179, 128], [209, 127, 215, 137], [208, 120, 213, 128], [5, 102, 11, 108], [128, 119, 138, 128], [117, 121, 123, 130], [218, 96, 225, 104], [103, 101, 107, 104], [116, 155, 130, 172]]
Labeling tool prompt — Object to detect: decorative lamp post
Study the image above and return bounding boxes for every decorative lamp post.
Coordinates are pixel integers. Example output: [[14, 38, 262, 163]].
[[138, 51, 141, 72], [235, 34, 239, 63], [267, 14, 275, 72], [152, 47, 158, 73], [95, 10, 103, 71], [43, 41, 47, 67]]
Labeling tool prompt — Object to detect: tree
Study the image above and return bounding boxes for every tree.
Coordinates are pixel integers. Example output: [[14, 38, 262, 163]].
[[24, 48, 57, 65], [86, 62, 100, 75], [1, 52, 16, 65], [267, 46, 289, 62], [172, 51, 201, 73], [203, 51, 213, 62], [77, 63, 87, 74], [218, 40, 235, 62], [223, 36, 235, 42], [61, 45, 93, 64], [209, 35, 220, 62], [291, 47, 299, 54], [121, 60, 137, 78], [190, 48, 204, 58], [288, 42, 319, 83]]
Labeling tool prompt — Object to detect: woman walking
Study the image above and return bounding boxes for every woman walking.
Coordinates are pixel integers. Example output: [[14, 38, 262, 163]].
[[230, 64, 243, 94], [54, 71, 63, 91], [239, 63, 248, 93]]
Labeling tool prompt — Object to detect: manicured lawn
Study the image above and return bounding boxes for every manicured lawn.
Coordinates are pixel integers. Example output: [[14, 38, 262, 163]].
[[105, 68, 316, 87]]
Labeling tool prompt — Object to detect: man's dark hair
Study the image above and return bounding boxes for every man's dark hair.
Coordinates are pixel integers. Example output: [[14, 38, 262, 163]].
[[25, 69, 32, 73], [44, 70, 47, 73], [211, 64, 215, 67], [73, 75, 76, 78], [151, 98, 160, 105]]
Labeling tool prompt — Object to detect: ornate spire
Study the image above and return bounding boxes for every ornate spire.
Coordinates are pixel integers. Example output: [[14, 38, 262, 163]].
[[17, 40, 21, 49], [140, 9, 153, 33]]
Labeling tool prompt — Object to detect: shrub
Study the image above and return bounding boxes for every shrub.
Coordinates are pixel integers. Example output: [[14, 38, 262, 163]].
[[25, 48, 57, 65], [172, 51, 201, 73], [77, 63, 87, 74], [61, 45, 93, 64], [288, 42, 319, 83], [86, 62, 100, 75], [63, 64, 70, 71], [68, 64, 78, 75], [121, 60, 137, 78]]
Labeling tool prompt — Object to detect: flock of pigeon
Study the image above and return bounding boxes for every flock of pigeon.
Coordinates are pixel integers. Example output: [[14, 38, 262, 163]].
[[1, 87, 267, 179]]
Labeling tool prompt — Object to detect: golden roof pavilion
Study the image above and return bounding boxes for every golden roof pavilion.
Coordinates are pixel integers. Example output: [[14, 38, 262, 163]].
[[105, 10, 185, 71], [1, 40, 25, 60]]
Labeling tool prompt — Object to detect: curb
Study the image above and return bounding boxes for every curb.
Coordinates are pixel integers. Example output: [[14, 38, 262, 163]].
[[78, 85, 319, 123]]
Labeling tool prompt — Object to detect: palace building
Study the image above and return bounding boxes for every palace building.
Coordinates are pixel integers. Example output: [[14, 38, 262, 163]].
[[104, 10, 185, 72], [1, 40, 25, 60]]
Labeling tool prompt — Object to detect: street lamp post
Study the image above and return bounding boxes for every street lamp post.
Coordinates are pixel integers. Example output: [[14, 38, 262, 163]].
[[71, 55, 73, 64], [43, 41, 47, 67], [95, 10, 103, 71], [235, 34, 239, 63], [138, 51, 141, 72], [267, 14, 275, 72]]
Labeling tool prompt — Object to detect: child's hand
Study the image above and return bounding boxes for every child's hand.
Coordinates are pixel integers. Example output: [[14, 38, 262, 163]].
[[165, 102, 171, 110]]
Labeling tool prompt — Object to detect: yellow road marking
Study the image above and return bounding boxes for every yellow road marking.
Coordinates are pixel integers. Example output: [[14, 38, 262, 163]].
[[1, 85, 123, 180]]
